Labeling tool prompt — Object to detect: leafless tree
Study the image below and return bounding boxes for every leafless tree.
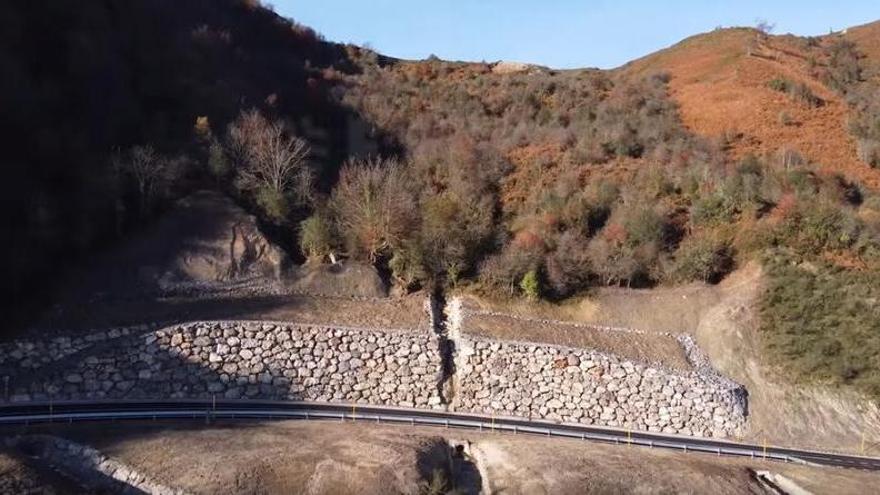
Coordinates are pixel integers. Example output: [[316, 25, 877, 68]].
[[227, 109, 313, 203], [755, 18, 775, 35], [113, 145, 179, 215], [330, 156, 417, 261]]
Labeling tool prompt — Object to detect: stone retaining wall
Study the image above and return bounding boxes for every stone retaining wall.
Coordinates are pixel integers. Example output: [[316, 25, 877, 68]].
[[1, 304, 748, 439], [452, 336, 746, 437], [0, 321, 444, 409]]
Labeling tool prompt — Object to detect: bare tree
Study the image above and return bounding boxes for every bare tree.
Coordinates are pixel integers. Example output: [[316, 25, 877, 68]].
[[755, 18, 775, 35], [330, 156, 417, 261], [113, 145, 179, 216], [227, 109, 313, 203]]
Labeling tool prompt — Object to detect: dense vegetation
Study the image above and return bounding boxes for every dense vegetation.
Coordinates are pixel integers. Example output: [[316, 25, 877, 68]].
[[761, 252, 880, 397], [5, 1, 880, 398]]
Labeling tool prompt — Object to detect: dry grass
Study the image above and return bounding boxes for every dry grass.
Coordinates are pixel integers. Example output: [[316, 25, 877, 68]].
[[625, 27, 880, 190]]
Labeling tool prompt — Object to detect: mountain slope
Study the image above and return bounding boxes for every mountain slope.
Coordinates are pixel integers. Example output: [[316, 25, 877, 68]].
[[624, 27, 880, 189]]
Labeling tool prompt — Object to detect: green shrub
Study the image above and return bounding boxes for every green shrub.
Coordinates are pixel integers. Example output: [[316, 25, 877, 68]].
[[255, 187, 288, 223], [760, 253, 880, 398], [520, 269, 541, 300], [766, 77, 822, 107], [692, 192, 737, 226], [298, 212, 336, 261], [767, 77, 790, 93], [778, 200, 860, 255], [207, 139, 231, 179], [389, 240, 428, 291], [669, 233, 733, 283], [623, 206, 665, 248]]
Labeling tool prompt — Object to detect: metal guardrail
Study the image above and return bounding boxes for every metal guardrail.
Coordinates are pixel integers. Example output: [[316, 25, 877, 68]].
[[1, 400, 879, 471]]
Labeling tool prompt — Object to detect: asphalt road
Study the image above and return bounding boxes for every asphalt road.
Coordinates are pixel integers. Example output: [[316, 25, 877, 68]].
[[2, 399, 879, 471]]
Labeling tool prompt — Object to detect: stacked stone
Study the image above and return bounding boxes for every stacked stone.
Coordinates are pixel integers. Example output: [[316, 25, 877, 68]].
[[15, 435, 187, 495], [2, 321, 444, 409], [454, 337, 745, 438], [0, 326, 149, 371]]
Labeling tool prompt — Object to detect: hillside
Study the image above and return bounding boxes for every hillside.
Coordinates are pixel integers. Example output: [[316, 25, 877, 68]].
[[0, 0, 385, 329], [4, 0, 880, 418], [624, 26, 880, 189]]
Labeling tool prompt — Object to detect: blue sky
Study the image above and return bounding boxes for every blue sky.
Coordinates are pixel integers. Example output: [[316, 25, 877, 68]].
[[272, 1, 877, 69]]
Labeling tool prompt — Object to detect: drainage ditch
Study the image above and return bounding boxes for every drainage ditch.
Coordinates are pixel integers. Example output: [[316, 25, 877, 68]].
[[429, 288, 457, 406]]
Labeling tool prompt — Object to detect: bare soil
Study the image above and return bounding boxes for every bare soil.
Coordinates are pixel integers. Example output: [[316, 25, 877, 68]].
[[459, 309, 692, 371], [471, 432, 880, 495], [21, 292, 430, 339], [7, 420, 880, 494], [10, 421, 447, 495], [0, 447, 82, 494]]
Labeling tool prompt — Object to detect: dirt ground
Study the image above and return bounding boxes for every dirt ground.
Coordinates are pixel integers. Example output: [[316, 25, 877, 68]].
[[470, 431, 880, 495], [0, 447, 82, 494], [458, 308, 693, 371], [18, 292, 430, 340], [693, 263, 880, 456], [5, 420, 880, 494], [470, 263, 880, 455]]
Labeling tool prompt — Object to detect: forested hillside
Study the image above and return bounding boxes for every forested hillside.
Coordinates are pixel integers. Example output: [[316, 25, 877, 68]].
[[3, 1, 880, 398], [1, 0, 376, 325]]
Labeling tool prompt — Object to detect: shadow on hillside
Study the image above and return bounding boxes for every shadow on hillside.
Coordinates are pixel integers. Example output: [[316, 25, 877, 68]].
[[3, 0, 407, 338]]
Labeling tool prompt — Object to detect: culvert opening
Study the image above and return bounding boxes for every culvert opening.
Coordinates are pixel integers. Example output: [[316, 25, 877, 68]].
[[418, 438, 485, 495], [447, 441, 484, 495]]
